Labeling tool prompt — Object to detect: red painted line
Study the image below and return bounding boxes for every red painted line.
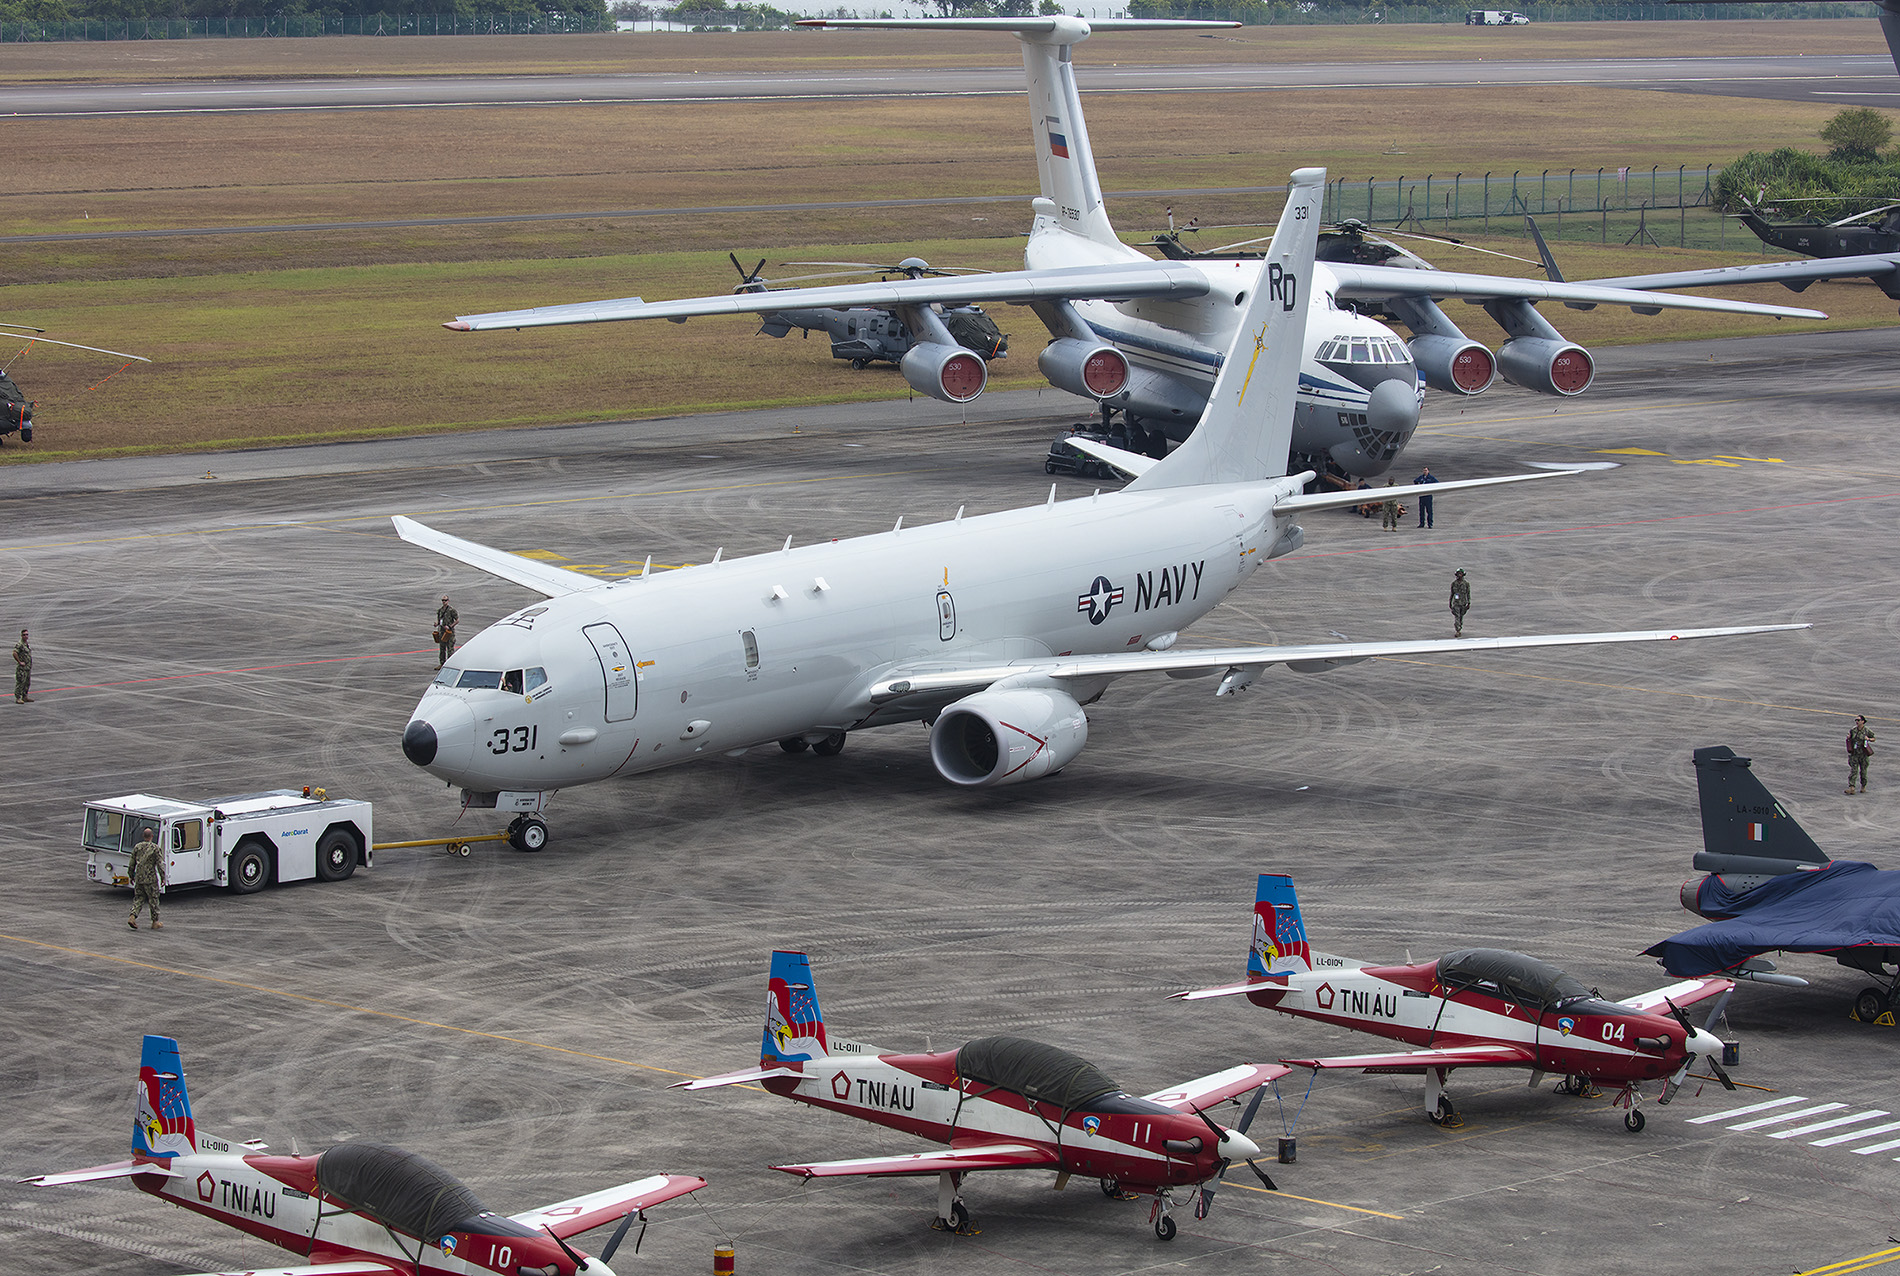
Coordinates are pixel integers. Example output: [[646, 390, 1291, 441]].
[[1297, 492, 1897, 559], [38, 649, 434, 694]]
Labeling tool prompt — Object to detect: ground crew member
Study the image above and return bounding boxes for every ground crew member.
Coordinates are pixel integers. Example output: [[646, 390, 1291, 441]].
[[1847, 715, 1876, 794], [1381, 479, 1401, 531], [128, 826, 166, 929], [1413, 465, 1440, 529], [434, 596, 458, 669], [13, 627, 29, 702], [1449, 569, 1471, 637]]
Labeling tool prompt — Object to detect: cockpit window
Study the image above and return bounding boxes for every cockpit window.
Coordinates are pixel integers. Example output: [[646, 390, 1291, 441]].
[[457, 670, 502, 690], [1319, 336, 1414, 366], [432, 667, 459, 686], [524, 667, 547, 692], [501, 670, 522, 694]]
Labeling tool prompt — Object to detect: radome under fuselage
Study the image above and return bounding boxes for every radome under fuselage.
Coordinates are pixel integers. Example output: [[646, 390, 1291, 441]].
[[403, 481, 1286, 796]]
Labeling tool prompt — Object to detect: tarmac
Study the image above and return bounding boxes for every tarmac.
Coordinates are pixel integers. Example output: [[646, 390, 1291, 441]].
[[3, 325, 1899, 1276]]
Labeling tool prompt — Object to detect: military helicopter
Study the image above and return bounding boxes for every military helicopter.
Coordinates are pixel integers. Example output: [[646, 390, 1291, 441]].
[[1, 320, 151, 445], [729, 254, 1008, 371], [1734, 198, 1900, 260]]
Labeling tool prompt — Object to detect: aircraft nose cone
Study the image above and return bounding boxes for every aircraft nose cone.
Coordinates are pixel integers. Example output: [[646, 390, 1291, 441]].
[[1219, 1129, 1262, 1161], [401, 718, 438, 767], [1366, 375, 1421, 444], [1688, 1027, 1724, 1060]]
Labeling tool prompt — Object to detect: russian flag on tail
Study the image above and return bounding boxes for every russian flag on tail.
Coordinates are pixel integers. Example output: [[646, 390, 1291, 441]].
[[1048, 130, 1070, 159]]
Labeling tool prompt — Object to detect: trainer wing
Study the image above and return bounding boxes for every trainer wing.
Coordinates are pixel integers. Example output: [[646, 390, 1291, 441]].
[[1617, 975, 1736, 1015], [1281, 1043, 1535, 1072], [511, 1173, 707, 1238], [774, 1141, 1058, 1178], [1140, 1062, 1291, 1111], [160, 1263, 401, 1276]]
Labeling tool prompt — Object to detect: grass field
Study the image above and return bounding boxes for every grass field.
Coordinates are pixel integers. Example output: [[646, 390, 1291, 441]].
[[1, 21, 1895, 459]]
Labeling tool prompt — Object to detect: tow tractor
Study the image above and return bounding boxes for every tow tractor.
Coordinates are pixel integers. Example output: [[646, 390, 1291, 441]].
[[83, 788, 372, 895]]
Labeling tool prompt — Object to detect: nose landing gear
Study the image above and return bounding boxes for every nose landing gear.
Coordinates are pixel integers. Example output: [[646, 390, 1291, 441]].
[[506, 815, 550, 852]]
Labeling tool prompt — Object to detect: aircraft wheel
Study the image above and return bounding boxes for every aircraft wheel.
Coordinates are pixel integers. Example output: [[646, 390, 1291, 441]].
[[1624, 1109, 1646, 1133], [1155, 1215, 1176, 1242], [948, 1201, 970, 1231], [1098, 1177, 1121, 1199], [1855, 988, 1888, 1021], [1428, 1097, 1456, 1126], [779, 737, 810, 754], [228, 840, 271, 894], [813, 731, 847, 757], [315, 830, 357, 882], [510, 816, 549, 852]]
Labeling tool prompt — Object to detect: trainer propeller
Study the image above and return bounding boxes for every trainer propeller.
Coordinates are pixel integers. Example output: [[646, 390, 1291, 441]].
[[598, 1207, 648, 1263], [1664, 994, 1737, 1095], [1190, 1084, 1276, 1220]]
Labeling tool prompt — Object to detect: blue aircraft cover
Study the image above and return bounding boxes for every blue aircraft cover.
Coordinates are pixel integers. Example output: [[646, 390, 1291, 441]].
[[1646, 861, 1900, 976]]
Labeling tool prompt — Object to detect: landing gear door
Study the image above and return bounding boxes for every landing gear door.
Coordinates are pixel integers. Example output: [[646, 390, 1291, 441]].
[[584, 622, 638, 723]]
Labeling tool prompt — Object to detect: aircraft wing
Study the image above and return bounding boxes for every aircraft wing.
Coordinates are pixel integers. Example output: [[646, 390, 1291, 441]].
[[1583, 253, 1900, 294], [774, 1141, 1058, 1178], [446, 261, 1211, 332], [1617, 975, 1736, 1015], [391, 516, 604, 597], [1324, 261, 1826, 319], [1646, 861, 1900, 977], [669, 1064, 809, 1091], [857, 623, 1809, 706], [1282, 1043, 1535, 1071], [1140, 1062, 1292, 1112], [511, 1172, 707, 1238], [162, 1263, 400, 1276], [18, 1159, 182, 1186]]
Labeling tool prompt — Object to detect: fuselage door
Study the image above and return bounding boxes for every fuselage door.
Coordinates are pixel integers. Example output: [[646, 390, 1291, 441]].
[[937, 590, 956, 641], [583, 622, 638, 723]]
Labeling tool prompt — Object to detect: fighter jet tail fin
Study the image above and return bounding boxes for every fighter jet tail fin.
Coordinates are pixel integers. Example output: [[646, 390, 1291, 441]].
[[1692, 746, 1828, 874], [131, 1035, 197, 1162], [1128, 168, 1324, 492], [761, 950, 831, 1068], [1249, 874, 1314, 979]]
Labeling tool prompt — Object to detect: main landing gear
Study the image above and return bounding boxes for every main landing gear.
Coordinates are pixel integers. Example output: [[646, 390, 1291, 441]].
[[930, 1171, 979, 1236], [1423, 1067, 1464, 1129], [779, 731, 848, 757]]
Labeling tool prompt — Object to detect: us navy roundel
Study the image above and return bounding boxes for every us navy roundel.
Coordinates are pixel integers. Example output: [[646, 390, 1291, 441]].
[[1077, 576, 1123, 625]]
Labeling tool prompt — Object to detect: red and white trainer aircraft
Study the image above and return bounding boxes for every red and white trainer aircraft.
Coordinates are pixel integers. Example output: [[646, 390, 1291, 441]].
[[1175, 876, 1739, 1133], [21, 1035, 706, 1276], [672, 950, 1289, 1240]]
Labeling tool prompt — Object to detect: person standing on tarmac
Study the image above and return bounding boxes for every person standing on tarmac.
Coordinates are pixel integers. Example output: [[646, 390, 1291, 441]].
[[12, 628, 29, 702], [1413, 465, 1440, 529], [1449, 569, 1471, 637], [1847, 715, 1876, 795], [1381, 479, 1401, 531], [434, 596, 458, 670], [128, 826, 167, 929]]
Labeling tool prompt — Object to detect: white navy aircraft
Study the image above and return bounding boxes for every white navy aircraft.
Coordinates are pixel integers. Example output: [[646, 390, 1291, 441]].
[[399, 168, 1804, 851], [442, 17, 1822, 481]]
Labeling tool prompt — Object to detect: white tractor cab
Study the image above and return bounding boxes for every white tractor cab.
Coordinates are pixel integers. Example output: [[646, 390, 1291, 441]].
[[1465, 9, 1530, 22], [83, 789, 372, 896]]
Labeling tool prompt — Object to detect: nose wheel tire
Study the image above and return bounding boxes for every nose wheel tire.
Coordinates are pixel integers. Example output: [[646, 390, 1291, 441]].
[[1624, 1109, 1646, 1133], [813, 731, 847, 757], [507, 815, 550, 852], [1155, 1215, 1176, 1242]]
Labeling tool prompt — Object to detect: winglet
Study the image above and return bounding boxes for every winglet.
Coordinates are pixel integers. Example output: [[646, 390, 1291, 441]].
[[391, 516, 602, 598]]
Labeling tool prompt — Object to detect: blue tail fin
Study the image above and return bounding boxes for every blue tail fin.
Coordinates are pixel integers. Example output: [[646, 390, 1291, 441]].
[[1249, 875, 1313, 979], [762, 951, 830, 1066], [132, 1035, 196, 1160]]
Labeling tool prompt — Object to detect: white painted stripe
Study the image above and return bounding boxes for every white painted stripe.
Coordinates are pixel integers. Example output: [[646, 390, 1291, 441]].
[[1684, 1095, 1811, 1124], [1811, 1119, 1900, 1147], [1769, 1110, 1890, 1140], [1852, 1138, 1900, 1155], [1728, 1103, 1846, 1131]]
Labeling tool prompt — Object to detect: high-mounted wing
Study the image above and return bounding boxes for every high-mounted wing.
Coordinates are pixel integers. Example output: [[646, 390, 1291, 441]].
[[1584, 253, 1900, 295], [391, 516, 603, 598], [774, 1141, 1059, 1179], [1281, 1043, 1535, 1072], [1618, 975, 1736, 1015], [1140, 1062, 1291, 1112], [511, 1172, 707, 1239], [18, 1159, 182, 1186], [446, 261, 1211, 332], [1326, 261, 1825, 320]]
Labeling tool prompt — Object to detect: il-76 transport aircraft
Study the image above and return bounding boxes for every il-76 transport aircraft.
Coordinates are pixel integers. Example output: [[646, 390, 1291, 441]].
[[442, 16, 1824, 481], [396, 168, 1806, 850]]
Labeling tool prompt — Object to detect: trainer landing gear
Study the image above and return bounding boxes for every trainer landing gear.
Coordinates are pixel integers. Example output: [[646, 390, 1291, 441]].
[[930, 1171, 979, 1236], [1554, 1074, 1602, 1099], [1148, 1188, 1178, 1241], [1423, 1067, 1464, 1128], [1612, 1083, 1648, 1133]]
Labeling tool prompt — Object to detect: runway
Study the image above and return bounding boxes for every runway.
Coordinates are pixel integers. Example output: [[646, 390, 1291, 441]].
[[3, 327, 1898, 1276], [2, 51, 1893, 115]]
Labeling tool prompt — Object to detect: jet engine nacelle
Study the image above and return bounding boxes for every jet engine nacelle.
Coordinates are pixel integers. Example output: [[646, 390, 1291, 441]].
[[900, 342, 988, 404], [1038, 338, 1130, 401], [929, 685, 1088, 788], [1496, 337, 1595, 396], [1407, 334, 1497, 396]]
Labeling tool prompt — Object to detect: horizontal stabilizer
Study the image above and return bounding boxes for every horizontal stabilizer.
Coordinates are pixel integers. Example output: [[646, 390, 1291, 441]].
[[1061, 434, 1157, 479], [1283, 1043, 1532, 1072], [1273, 467, 1576, 516], [390, 516, 602, 598], [19, 1159, 182, 1186], [670, 1064, 808, 1091], [512, 1172, 707, 1238], [774, 1141, 1058, 1179], [1170, 978, 1280, 1002], [1141, 1062, 1291, 1111]]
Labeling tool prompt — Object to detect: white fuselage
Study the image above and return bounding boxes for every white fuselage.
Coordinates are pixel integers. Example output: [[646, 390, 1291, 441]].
[[404, 482, 1285, 797]]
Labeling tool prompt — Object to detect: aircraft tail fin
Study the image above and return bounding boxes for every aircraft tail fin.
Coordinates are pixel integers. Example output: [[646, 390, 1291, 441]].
[[1249, 874, 1313, 979], [132, 1035, 196, 1162], [1691, 746, 1828, 873], [762, 950, 830, 1067], [1127, 168, 1325, 492]]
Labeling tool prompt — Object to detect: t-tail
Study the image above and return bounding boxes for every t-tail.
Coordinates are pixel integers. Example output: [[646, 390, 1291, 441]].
[[132, 1034, 196, 1162], [1249, 874, 1313, 980], [1126, 167, 1324, 492], [762, 950, 830, 1067], [1691, 745, 1828, 881]]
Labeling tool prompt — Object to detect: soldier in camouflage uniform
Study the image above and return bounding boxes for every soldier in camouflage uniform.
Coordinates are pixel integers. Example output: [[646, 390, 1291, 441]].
[[1847, 715, 1876, 795], [1381, 479, 1401, 531], [434, 596, 458, 669], [128, 826, 167, 929], [1449, 569, 1471, 637], [12, 628, 29, 702]]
